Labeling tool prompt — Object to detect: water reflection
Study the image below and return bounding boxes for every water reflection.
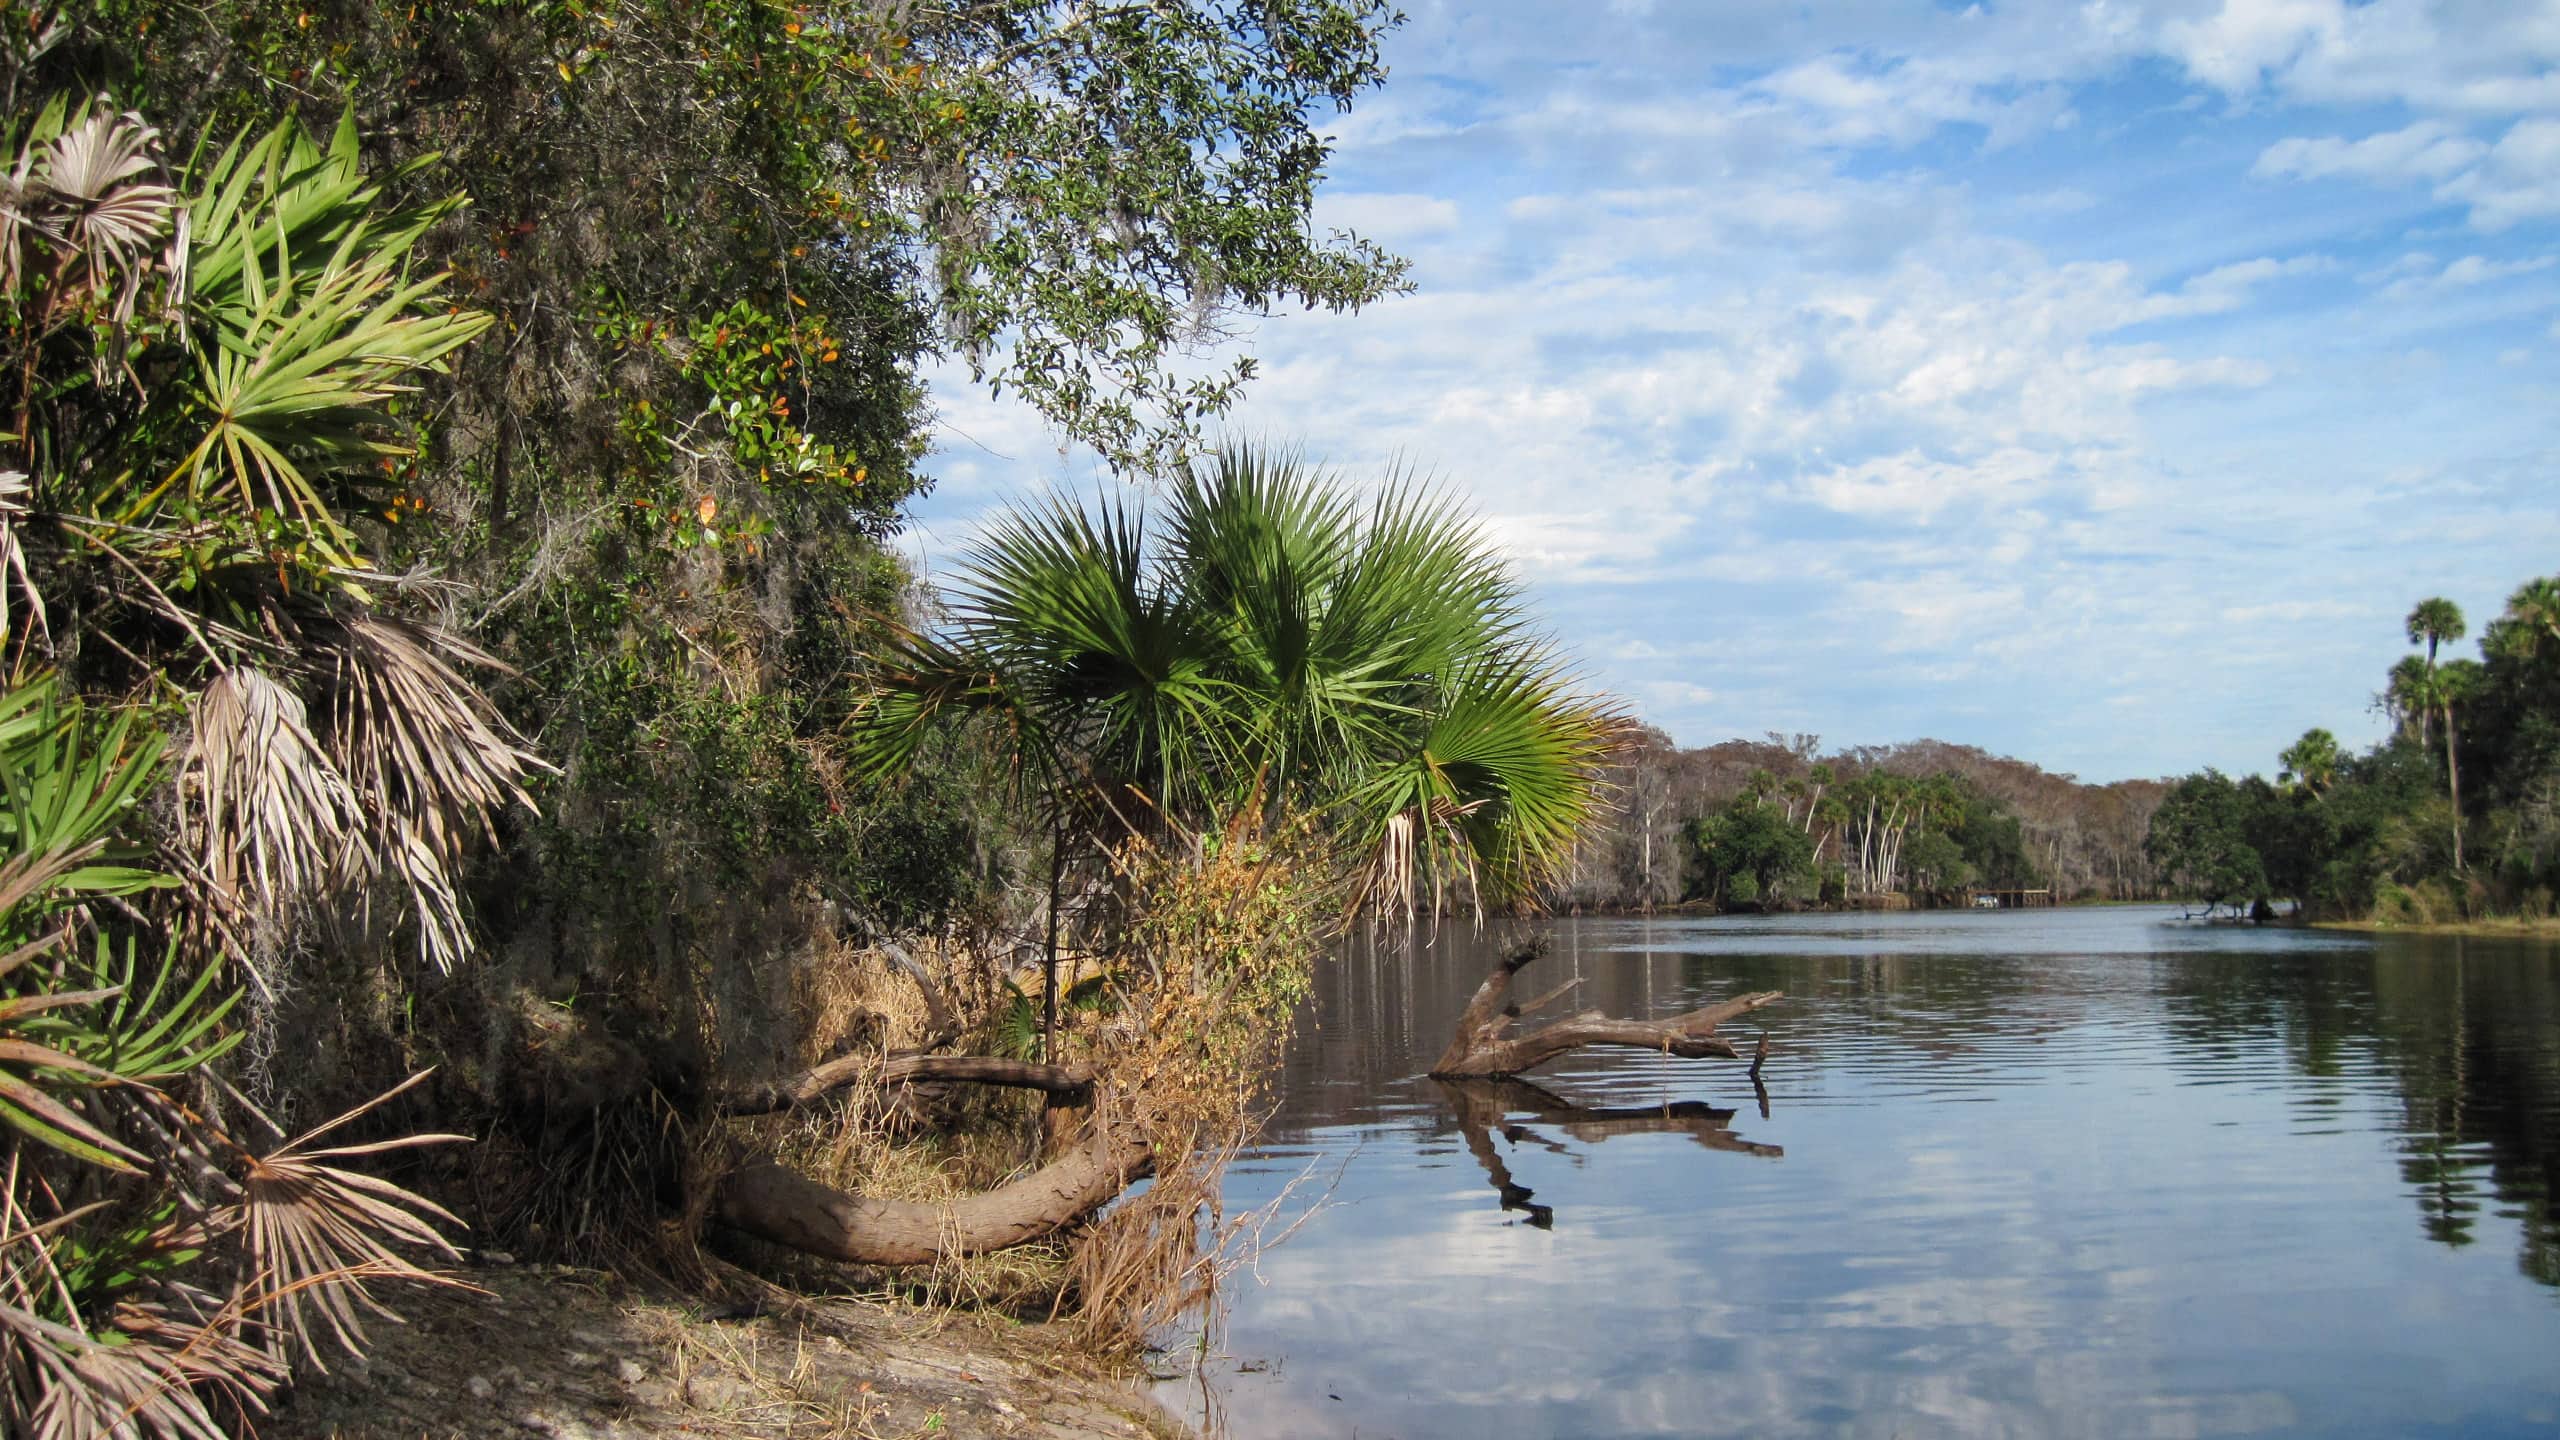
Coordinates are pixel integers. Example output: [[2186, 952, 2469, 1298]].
[[1434, 1076, 1780, 1229], [1180, 909, 2560, 1439]]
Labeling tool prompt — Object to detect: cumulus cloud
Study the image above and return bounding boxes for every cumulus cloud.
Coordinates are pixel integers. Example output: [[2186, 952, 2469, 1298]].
[[2438, 118, 2560, 230]]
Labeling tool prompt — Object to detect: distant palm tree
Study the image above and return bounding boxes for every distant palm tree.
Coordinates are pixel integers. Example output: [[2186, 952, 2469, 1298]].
[[2278, 727, 2342, 796], [2407, 596, 2467, 674], [2494, 576, 2560, 660], [2388, 654, 2437, 745], [2437, 659, 2483, 873], [854, 445, 1620, 917]]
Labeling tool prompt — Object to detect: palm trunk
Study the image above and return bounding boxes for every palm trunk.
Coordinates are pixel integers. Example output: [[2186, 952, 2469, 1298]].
[[2443, 703, 2465, 873]]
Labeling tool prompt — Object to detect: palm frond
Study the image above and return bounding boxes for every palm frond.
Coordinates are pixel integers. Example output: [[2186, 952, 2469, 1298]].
[[101, 111, 487, 565], [232, 1072, 467, 1367], [0, 97, 174, 327], [320, 615, 545, 973], [38, 103, 176, 325], [175, 668, 359, 933]]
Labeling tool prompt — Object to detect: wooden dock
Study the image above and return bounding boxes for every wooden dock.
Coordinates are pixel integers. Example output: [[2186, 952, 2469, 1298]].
[[1965, 887, 2056, 909]]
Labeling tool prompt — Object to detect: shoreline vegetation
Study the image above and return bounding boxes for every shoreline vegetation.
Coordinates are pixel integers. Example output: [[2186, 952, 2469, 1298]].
[[2314, 916, 2560, 940], [2143, 584, 2560, 935]]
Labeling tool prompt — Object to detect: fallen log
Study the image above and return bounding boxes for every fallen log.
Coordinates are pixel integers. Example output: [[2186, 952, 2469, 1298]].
[[1429, 939, 1781, 1078], [715, 1122, 1153, 1266], [722, 1053, 1096, 1116]]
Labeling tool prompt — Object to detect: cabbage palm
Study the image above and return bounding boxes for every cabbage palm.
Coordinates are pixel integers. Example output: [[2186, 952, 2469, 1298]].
[[2388, 654, 2436, 744], [2278, 727, 2342, 796], [2406, 596, 2466, 674], [2437, 658, 2482, 873], [2495, 576, 2560, 660], [856, 446, 1619, 914]]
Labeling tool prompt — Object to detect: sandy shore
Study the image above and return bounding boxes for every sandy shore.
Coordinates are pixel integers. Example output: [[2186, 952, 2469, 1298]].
[[262, 1262, 1185, 1440]]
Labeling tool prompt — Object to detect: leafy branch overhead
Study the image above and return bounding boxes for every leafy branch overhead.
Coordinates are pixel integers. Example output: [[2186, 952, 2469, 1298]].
[[86, 0, 1411, 478]]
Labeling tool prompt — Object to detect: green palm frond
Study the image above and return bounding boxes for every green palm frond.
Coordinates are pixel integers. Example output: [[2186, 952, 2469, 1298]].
[[135, 116, 486, 566], [868, 445, 1616, 913], [0, 678, 169, 903]]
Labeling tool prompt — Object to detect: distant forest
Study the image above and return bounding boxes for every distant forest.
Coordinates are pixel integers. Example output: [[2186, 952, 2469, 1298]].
[[1547, 730, 2169, 911], [2145, 578, 2560, 923]]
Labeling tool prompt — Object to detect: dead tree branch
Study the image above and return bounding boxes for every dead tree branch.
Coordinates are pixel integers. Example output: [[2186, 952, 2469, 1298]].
[[1429, 939, 1782, 1078]]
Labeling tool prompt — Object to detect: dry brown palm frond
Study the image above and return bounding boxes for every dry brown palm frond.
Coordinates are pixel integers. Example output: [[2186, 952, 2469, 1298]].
[[1, 99, 175, 328], [319, 615, 547, 973], [0, 1178, 271, 1440], [175, 668, 361, 941], [230, 1071, 470, 1367], [29, 1291, 281, 1440], [37, 104, 174, 326], [0, 1300, 230, 1440], [0, 470, 44, 650]]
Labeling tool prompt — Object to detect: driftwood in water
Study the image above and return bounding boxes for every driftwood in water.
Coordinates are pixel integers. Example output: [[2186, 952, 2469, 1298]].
[[1429, 939, 1781, 1078], [1434, 1076, 1780, 1228]]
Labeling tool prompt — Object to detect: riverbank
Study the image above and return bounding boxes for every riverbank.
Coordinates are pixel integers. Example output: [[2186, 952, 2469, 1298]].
[[2314, 915, 2560, 940], [262, 1261, 1182, 1440]]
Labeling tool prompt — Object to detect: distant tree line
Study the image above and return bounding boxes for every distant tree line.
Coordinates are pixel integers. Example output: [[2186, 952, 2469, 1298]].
[[1548, 731, 2169, 911], [2145, 577, 2560, 921]]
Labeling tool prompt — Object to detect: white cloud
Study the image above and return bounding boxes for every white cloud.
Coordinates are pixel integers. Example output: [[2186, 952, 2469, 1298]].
[[1799, 448, 2056, 521], [2366, 251, 2557, 298], [2438, 118, 2560, 230], [2253, 119, 2487, 183], [2162, 0, 2345, 94], [1315, 192, 1463, 240]]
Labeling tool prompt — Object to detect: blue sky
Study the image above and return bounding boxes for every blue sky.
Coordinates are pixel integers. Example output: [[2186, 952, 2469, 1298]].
[[908, 0, 2560, 784]]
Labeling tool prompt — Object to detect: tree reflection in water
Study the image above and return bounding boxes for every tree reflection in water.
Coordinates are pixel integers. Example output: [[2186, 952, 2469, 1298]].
[[1432, 1076, 1781, 1229]]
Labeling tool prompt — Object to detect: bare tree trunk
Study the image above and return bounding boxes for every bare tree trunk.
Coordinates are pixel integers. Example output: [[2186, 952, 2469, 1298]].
[[1429, 939, 1780, 1078]]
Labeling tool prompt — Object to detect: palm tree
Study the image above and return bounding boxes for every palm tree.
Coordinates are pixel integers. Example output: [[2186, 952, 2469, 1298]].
[[2493, 576, 2560, 660], [2437, 658, 2483, 873], [2407, 596, 2467, 673], [855, 446, 1620, 918], [2278, 727, 2342, 796], [2389, 654, 2437, 744]]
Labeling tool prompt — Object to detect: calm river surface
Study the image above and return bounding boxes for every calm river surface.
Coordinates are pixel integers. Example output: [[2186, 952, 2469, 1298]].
[[1161, 906, 2560, 1439]]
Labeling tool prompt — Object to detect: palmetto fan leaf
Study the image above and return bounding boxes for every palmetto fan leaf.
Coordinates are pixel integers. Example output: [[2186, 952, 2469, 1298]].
[[0, 96, 176, 325], [861, 445, 1617, 912], [941, 489, 1248, 820], [177, 668, 360, 930], [319, 615, 547, 974], [231, 1071, 466, 1367], [116, 112, 487, 565], [1344, 656, 1623, 915]]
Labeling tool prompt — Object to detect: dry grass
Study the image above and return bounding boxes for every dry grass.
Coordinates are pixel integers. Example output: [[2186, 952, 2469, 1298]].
[[697, 815, 1337, 1361]]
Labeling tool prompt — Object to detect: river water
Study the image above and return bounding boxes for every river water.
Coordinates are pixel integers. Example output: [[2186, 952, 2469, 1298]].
[[1161, 906, 2560, 1439]]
